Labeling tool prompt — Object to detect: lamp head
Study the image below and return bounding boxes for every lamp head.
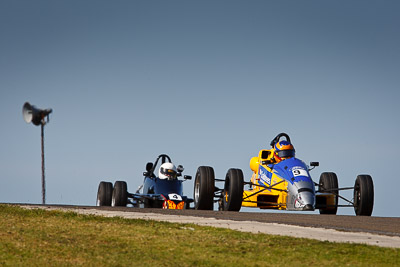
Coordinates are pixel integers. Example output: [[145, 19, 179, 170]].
[[23, 102, 52, 126]]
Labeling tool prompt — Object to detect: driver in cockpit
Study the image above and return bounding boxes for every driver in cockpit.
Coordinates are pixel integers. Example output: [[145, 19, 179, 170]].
[[272, 140, 296, 163], [250, 139, 296, 186], [158, 162, 178, 180]]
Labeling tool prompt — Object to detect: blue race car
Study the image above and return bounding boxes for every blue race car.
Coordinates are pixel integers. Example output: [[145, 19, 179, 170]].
[[97, 154, 193, 209]]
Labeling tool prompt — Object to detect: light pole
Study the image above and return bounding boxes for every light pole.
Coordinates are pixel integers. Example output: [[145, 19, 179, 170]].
[[22, 102, 52, 205]]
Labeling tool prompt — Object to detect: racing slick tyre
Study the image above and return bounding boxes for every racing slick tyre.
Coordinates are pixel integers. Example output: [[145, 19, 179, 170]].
[[112, 181, 128, 207], [96, 181, 113, 206], [143, 188, 163, 208], [144, 200, 163, 209], [194, 166, 215, 210], [318, 172, 338, 215], [354, 175, 374, 216], [222, 168, 244, 211]]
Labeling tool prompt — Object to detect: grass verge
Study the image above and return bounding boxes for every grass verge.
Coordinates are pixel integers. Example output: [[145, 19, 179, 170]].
[[0, 205, 399, 266]]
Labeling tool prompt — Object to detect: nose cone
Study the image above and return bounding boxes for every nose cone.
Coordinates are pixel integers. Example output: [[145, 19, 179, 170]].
[[294, 191, 315, 211]]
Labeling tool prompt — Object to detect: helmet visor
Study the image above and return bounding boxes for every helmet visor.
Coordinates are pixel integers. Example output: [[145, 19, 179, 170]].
[[161, 167, 177, 179], [277, 149, 295, 158]]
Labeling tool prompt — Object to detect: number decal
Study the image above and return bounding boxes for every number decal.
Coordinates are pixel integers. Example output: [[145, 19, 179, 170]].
[[292, 168, 308, 177], [168, 194, 182, 201]]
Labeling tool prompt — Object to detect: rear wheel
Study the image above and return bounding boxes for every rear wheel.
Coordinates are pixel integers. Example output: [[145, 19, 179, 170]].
[[354, 175, 374, 216], [222, 168, 244, 211], [112, 181, 128, 207], [194, 166, 215, 210], [96, 181, 113, 206], [318, 172, 338, 215]]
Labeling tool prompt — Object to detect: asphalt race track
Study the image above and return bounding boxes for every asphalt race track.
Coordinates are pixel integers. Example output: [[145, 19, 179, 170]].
[[12, 204, 400, 237]]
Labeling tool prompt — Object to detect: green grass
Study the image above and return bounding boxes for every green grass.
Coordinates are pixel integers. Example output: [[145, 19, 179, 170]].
[[0, 205, 399, 266]]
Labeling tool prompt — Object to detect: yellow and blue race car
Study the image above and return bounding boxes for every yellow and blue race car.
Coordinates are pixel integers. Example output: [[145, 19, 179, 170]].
[[194, 133, 374, 216]]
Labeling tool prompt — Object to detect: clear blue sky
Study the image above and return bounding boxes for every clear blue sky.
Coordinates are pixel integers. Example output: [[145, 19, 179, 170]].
[[1, 1, 399, 217]]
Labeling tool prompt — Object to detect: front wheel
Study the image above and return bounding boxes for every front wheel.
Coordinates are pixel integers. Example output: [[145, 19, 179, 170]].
[[354, 175, 374, 216], [222, 168, 244, 211], [97, 181, 113, 206], [194, 166, 215, 210], [112, 181, 128, 207], [318, 172, 338, 215]]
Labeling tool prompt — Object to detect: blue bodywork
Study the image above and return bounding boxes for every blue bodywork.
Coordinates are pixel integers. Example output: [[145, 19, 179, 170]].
[[131, 154, 193, 208], [273, 158, 314, 185], [139, 176, 188, 208], [143, 177, 184, 196], [258, 157, 316, 211]]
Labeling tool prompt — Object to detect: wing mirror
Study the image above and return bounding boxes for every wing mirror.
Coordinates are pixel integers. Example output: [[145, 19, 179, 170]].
[[177, 165, 184, 173], [146, 162, 153, 172], [143, 162, 154, 176], [260, 151, 273, 165], [176, 165, 184, 177], [309, 162, 319, 171]]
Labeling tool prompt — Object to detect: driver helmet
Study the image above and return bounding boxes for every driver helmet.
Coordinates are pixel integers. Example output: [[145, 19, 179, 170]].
[[274, 140, 295, 162], [159, 162, 177, 180]]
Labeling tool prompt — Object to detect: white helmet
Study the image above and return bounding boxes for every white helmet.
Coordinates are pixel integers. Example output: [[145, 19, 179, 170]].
[[159, 162, 177, 180]]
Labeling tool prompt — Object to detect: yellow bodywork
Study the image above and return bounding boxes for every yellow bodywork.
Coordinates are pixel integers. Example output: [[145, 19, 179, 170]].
[[243, 149, 289, 210], [242, 147, 337, 211]]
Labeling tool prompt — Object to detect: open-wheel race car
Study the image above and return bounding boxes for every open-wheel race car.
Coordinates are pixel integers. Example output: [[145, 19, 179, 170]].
[[96, 154, 193, 209], [194, 133, 374, 216]]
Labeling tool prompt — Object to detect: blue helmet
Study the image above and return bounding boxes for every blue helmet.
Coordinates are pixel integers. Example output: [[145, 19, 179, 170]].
[[274, 140, 295, 161]]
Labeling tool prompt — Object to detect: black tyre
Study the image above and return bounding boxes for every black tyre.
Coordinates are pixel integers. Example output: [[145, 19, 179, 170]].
[[185, 202, 191, 209], [143, 188, 163, 208], [222, 168, 244, 211], [146, 200, 163, 209], [112, 181, 128, 207], [144, 198, 152, 208], [318, 172, 338, 215], [354, 175, 374, 216], [194, 166, 215, 210], [96, 181, 113, 206]]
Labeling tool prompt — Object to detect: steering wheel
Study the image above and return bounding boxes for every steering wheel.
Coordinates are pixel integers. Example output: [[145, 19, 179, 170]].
[[270, 133, 291, 147]]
